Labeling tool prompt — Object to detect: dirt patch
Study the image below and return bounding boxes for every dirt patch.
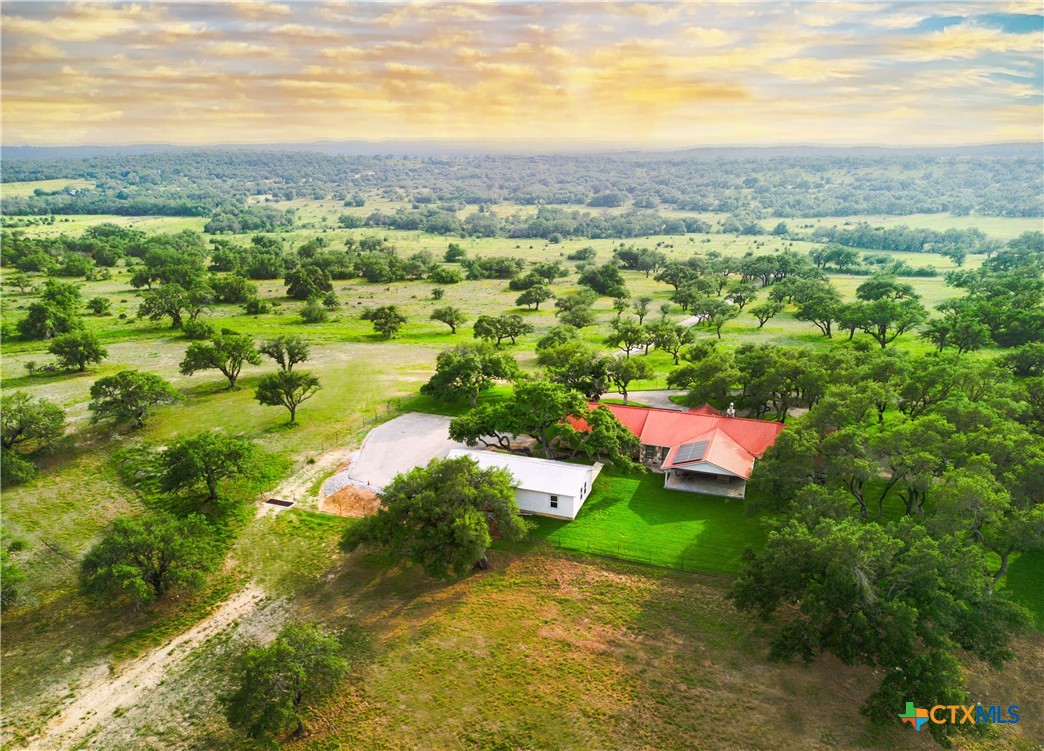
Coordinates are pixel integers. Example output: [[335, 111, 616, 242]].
[[320, 485, 380, 518]]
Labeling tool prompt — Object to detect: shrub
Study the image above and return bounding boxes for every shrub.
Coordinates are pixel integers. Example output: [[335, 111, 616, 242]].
[[182, 320, 216, 340], [87, 297, 112, 315], [1, 455, 38, 487], [429, 266, 463, 284], [243, 298, 270, 315], [300, 298, 328, 323]]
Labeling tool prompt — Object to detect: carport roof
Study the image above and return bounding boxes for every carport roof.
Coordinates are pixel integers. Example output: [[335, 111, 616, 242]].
[[447, 449, 594, 497]]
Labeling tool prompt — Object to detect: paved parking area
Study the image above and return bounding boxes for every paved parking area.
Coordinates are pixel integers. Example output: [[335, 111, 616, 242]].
[[340, 412, 471, 491]]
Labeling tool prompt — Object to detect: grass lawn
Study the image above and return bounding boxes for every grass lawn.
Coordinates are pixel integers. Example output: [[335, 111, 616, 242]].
[[1003, 550, 1044, 629], [515, 471, 765, 575]]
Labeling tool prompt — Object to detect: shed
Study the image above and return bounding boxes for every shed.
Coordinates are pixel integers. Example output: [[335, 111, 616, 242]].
[[447, 449, 600, 520]]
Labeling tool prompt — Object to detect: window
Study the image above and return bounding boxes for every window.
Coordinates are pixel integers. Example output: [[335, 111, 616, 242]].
[[550, 495, 559, 508], [644, 445, 655, 460]]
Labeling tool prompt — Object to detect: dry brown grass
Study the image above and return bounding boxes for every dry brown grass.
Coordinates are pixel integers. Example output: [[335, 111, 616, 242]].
[[277, 550, 1043, 751]]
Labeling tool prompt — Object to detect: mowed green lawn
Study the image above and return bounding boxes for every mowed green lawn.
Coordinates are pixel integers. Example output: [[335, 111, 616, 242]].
[[518, 471, 764, 575], [1003, 550, 1044, 628]]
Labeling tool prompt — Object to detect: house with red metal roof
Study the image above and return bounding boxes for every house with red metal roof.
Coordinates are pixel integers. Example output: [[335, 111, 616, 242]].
[[571, 403, 785, 498]]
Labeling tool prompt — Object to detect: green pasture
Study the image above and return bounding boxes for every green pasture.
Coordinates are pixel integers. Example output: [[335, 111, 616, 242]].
[[1, 178, 95, 198], [2, 213, 207, 237], [771, 213, 1043, 241]]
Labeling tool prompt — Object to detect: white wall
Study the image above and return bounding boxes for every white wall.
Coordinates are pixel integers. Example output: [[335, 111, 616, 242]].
[[516, 488, 575, 519], [513, 466, 595, 520]]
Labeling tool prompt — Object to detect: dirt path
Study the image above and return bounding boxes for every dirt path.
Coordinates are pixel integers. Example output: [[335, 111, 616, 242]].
[[23, 448, 350, 750], [260, 444, 355, 514], [24, 584, 266, 751]]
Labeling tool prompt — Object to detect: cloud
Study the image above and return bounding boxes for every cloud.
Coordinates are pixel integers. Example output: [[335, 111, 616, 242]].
[[266, 23, 346, 41], [228, 2, 292, 20], [0, 3, 171, 41], [205, 41, 281, 58], [892, 22, 1042, 60], [624, 3, 684, 26], [682, 27, 737, 46], [1, 0, 1041, 146]]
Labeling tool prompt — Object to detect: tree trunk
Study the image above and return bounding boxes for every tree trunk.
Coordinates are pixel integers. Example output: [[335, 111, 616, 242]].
[[876, 477, 900, 519], [475, 553, 491, 571], [469, 393, 478, 407], [991, 549, 1011, 583], [292, 693, 307, 737], [288, 404, 297, 424]]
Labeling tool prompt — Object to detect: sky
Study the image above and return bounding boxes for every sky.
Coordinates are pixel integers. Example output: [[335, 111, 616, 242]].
[[1, 1, 1042, 148]]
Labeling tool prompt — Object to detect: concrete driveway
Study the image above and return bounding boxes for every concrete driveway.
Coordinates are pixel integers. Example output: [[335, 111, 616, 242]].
[[340, 412, 470, 491], [599, 390, 688, 411]]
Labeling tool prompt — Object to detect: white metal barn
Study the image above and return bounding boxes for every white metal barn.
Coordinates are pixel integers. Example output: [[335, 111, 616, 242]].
[[447, 449, 601, 520]]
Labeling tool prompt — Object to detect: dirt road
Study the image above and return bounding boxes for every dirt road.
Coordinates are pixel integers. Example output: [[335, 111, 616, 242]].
[[20, 446, 350, 751], [24, 585, 266, 751]]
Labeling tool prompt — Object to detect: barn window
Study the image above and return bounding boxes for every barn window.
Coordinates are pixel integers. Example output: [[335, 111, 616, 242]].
[[550, 495, 559, 508]]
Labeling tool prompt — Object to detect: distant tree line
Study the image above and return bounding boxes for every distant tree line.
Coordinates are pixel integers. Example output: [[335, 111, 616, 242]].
[[3, 149, 1040, 220]]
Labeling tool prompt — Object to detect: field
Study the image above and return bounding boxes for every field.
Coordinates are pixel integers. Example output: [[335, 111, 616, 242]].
[[1, 198, 1040, 750], [1, 179, 95, 198], [768, 213, 1044, 241], [26, 514, 1039, 751]]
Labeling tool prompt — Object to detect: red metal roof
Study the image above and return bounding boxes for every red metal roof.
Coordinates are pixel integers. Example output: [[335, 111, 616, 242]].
[[572, 403, 785, 480], [661, 427, 755, 478], [596, 403, 783, 455], [689, 403, 723, 416]]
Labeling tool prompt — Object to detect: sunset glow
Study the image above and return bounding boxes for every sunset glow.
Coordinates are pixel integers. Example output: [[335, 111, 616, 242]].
[[1, 1, 1042, 147]]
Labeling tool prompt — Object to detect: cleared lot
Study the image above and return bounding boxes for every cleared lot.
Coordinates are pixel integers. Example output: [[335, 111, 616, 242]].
[[338, 412, 470, 491]]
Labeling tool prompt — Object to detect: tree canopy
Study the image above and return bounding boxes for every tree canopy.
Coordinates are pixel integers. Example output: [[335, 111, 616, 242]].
[[88, 370, 181, 428], [361, 305, 407, 339], [449, 380, 639, 467], [180, 332, 261, 389], [1, 391, 66, 451], [259, 335, 310, 371], [343, 455, 531, 577], [420, 345, 520, 406], [254, 369, 321, 424], [80, 513, 216, 606], [222, 622, 348, 744], [162, 431, 259, 501]]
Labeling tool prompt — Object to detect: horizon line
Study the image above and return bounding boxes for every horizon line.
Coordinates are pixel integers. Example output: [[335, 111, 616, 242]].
[[3, 139, 1040, 152]]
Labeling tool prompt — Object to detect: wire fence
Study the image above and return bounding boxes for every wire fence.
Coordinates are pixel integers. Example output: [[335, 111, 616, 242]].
[[275, 396, 412, 502], [311, 396, 409, 455]]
